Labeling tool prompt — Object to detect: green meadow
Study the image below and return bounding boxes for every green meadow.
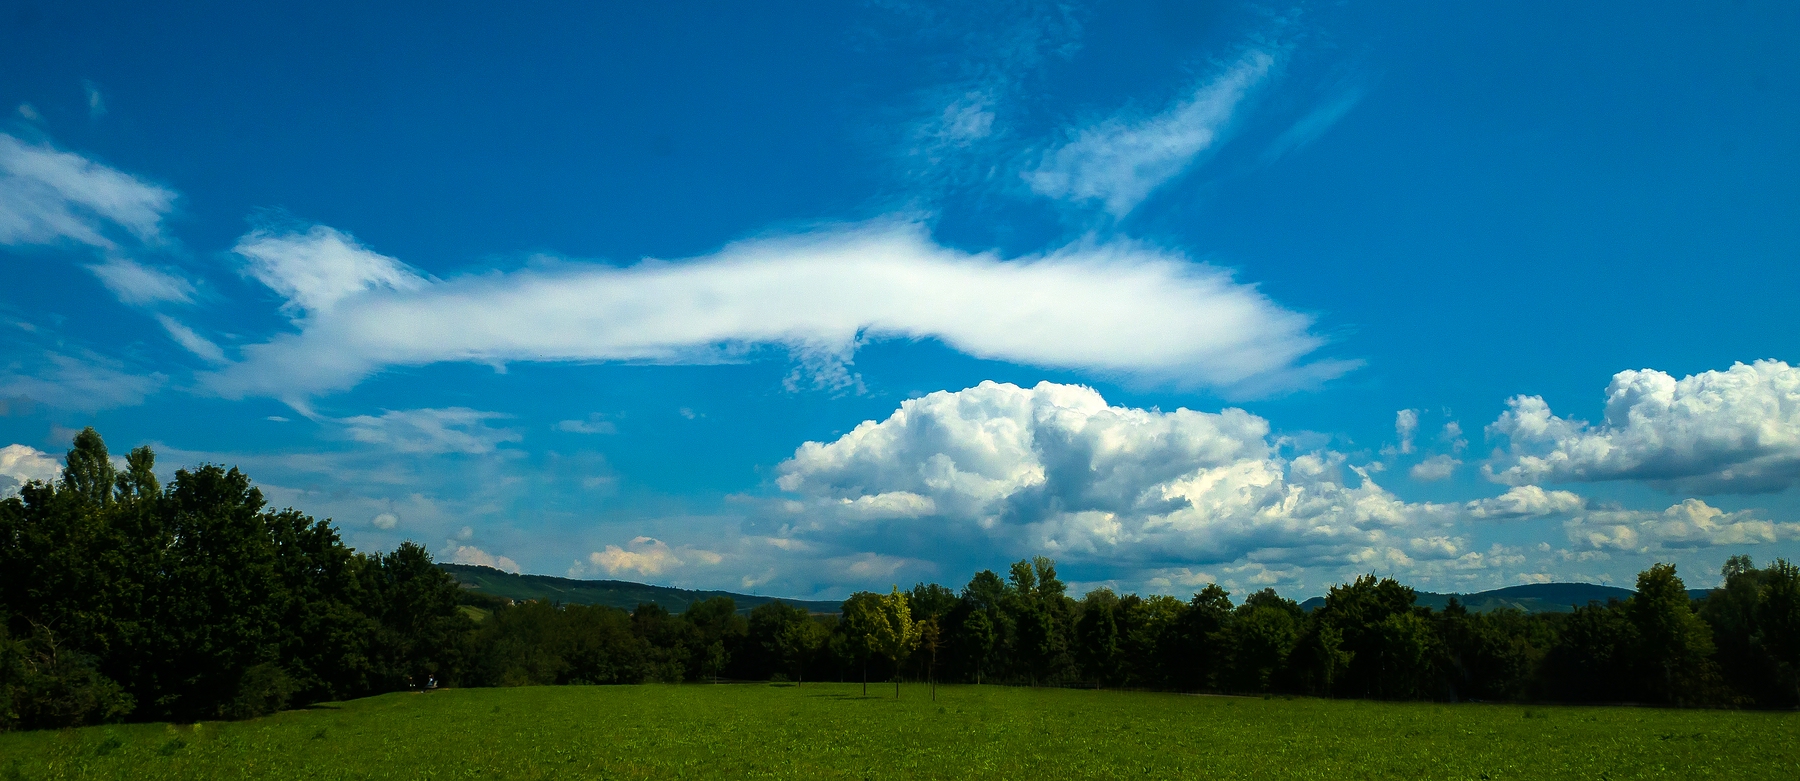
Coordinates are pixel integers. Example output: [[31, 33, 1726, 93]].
[[1, 684, 1795, 780]]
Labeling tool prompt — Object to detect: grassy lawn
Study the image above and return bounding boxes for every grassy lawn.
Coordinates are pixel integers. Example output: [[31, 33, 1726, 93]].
[[1, 683, 1795, 779]]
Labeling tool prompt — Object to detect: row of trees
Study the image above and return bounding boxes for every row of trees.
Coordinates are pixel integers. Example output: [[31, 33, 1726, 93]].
[[833, 557, 1799, 709], [5, 429, 1799, 730], [454, 550, 1800, 710], [0, 430, 471, 730]]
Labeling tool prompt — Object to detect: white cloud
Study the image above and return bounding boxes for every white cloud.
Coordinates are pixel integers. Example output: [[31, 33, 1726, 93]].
[[340, 408, 522, 454], [234, 224, 427, 316], [83, 81, 106, 119], [1486, 360, 1800, 494], [1025, 51, 1274, 217], [1567, 498, 1800, 552], [585, 536, 716, 578], [1409, 454, 1461, 482], [1395, 408, 1419, 454], [1465, 485, 1585, 520], [925, 92, 996, 147], [371, 512, 399, 530], [0, 350, 164, 411], [88, 258, 193, 305], [206, 221, 1343, 401], [156, 315, 226, 363], [0, 133, 174, 249], [0, 443, 60, 498], [1260, 88, 1363, 164], [451, 544, 519, 574], [555, 415, 617, 435], [775, 380, 1461, 570]]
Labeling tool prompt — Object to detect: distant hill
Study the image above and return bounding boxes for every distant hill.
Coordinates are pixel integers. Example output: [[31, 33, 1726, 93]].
[[439, 563, 842, 614], [1298, 582, 1716, 614]]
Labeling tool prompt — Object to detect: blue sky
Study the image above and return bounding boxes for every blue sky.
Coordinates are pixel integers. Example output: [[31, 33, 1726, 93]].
[[3, 1, 1799, 599]]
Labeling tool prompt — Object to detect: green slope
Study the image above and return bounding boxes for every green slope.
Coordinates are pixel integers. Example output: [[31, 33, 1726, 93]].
[[439, 563, 842, 614]]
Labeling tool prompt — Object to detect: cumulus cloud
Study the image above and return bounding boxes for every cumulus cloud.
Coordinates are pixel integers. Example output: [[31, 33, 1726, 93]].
[[87, 257, 194, 305], [1410, 454, 1461, 482], [0, 443, 60, 498], [340, 408, 522, 454], [775, 380, 1461, 571], [0, 132, 175, 249], [451, 544, 520, 574], [1567, 498, 1800, 552], [371, 512, 399, 530], [1465, 485, 1585, 520], [1486, 360, 1800, 494], [1395, 409, 1419, 454], [1025, 51, 1274, 217], [205, 221, 1343, 401], [585, 536, 721, 578]]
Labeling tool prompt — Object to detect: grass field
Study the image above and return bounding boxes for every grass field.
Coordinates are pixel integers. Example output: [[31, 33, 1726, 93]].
[[1, 684, 1795, 779]]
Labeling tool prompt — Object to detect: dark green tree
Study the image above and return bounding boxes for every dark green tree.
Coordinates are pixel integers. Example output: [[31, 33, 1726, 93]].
[[1628, 563, 1722, 706]]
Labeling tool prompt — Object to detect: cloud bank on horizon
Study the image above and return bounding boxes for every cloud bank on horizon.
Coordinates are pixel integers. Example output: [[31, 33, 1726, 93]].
[[760, 379, 1799, 593]]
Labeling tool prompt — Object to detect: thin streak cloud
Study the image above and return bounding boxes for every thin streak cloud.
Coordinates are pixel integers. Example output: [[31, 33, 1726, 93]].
[[1026, 51, 1275, 217]]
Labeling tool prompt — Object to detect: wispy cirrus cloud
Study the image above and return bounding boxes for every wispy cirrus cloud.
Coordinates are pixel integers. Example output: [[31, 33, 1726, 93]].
[[205, 220, 1347, 402], [155, 315, 226, 364], [1025, 51, 1275, 217], [339, 407, 522, 455], [0, 348, 165, 411], [0, 132, 175, 250], [89, 257, 194, 305]]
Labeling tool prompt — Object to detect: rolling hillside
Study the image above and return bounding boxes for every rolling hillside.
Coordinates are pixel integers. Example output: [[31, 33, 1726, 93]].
[[440, 563, 843, 614], [446, 564, 1719, 617]]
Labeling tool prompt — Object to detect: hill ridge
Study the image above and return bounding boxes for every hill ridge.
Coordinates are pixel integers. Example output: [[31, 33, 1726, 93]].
[[439, 563, 843, 614], [445, 566, 1720, 617]]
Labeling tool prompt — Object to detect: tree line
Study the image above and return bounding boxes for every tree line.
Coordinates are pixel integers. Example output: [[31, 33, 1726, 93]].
[[3, 429, 1798, 730]]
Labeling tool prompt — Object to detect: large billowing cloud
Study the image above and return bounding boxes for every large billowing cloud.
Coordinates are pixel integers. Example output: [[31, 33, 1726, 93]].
[[1485, 360, 1800, 494], [774, 380, 1466, 574], [206, 221, 1347, 401]]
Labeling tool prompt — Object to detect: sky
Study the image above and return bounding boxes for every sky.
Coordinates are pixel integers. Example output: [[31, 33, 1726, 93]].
[[3, 0, 1799, 601]]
